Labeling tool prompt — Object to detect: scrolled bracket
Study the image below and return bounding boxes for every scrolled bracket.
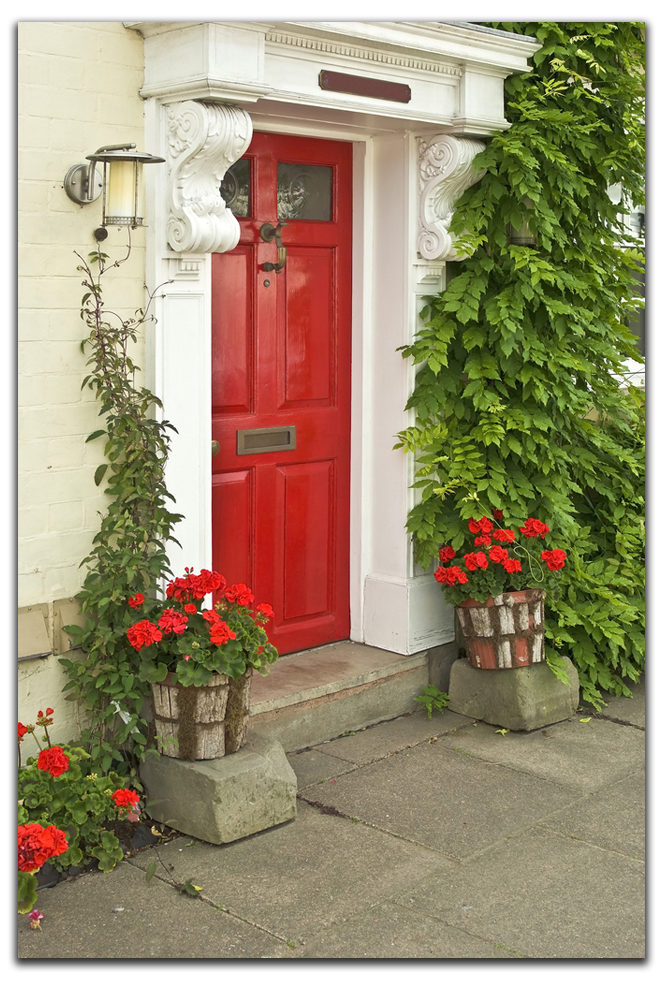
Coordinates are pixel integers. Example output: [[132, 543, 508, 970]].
[[417, 135, 486, 262], [165, 101, 253, 254]]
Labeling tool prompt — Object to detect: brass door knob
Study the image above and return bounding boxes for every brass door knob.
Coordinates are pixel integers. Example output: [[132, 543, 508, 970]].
[[211, 440, 220, 456]]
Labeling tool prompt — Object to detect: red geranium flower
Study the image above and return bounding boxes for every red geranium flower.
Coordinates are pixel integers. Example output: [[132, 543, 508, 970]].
[[493, 509, 504, 521], [434, 565, 469, 586], [468, 516, 494, 535], [157, 608, 189, 636], [464, 551, 489, 571], [112, 788, 140, 810], [209, 620, 236, 646], [541, 549, 566, 571], [256, 603, 274, 619], [19, 723, 28, 742], [488, 545, 509, 564], [18, 824, 68, 873], [37, 746, 70, 778], [492, 528, 515, 543], [184, 603, 197, 614], [128, 593, 145, 608], [474, 534, 492, 546], [127, 620, 163, 651], [503, 558, 522, 575], [438, 545, 456, 562], [223, 583, 255, 606], [520, 518, 550, 539], [201, 609, 222, 624]]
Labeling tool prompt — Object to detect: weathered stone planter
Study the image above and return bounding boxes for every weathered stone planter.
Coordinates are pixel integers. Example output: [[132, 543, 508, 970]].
[[151, 669, 253, 761], [456, 589, 545, 670]]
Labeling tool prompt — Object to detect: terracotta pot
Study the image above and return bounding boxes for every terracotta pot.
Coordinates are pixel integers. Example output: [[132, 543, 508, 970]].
[[151, 669, 249, 760], [456, 589, 546, 670]]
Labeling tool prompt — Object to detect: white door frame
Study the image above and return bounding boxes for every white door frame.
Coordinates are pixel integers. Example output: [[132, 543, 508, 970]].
[[134, 21, 538, 655]]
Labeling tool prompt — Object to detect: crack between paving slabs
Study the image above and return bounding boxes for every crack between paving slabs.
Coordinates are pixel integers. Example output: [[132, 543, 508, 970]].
[[385, 897, 529, 957], [296, 722, 473, 770], [122, 858, 298, 950]]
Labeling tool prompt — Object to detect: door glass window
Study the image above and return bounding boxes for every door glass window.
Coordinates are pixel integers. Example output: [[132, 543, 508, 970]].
[[277, 163, 332, 220], [220, 158, 251, 217]]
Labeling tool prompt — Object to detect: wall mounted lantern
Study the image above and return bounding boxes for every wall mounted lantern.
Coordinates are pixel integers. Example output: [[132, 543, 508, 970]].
[[64, 143, 165, 238]]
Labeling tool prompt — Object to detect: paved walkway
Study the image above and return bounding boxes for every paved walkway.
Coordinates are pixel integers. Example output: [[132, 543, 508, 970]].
[[18, 678, 645, 960]]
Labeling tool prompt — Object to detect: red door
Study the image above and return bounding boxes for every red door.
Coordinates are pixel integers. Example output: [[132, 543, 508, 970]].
[[211, 133, 352, 655]]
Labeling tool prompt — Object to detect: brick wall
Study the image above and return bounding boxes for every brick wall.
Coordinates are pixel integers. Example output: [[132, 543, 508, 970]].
[[18, 22, 147, 609], [18, 22, 148, 736]]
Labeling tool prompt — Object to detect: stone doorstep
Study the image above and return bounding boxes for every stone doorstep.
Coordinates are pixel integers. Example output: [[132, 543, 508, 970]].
[[248, 641, 431, 752]]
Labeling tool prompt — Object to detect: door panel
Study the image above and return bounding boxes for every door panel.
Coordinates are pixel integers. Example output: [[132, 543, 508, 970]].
[[212, 133, 352, 654]]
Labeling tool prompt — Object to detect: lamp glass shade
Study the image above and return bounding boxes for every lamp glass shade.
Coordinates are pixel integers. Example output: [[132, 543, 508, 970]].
[[105, 160, 141, 226]]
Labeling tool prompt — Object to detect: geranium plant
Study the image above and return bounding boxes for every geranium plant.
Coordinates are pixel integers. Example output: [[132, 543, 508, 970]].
[[130, 568, 279, 688], [433, 513, 566, 605], [18, 710, 141, 877], [18, 822, 68, 914]]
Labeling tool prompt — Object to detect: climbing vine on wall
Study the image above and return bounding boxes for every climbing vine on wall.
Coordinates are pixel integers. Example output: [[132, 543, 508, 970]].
[[60, 244, 182, 775], [396, 23, 645, 707]]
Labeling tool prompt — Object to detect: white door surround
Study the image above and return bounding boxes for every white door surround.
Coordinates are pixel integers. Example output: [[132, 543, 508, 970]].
[[129, 21, 539, 655]]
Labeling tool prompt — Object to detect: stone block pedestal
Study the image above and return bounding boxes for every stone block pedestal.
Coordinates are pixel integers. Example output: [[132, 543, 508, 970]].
[[448, 656, 579, 731], [140, 732, 297, 845]]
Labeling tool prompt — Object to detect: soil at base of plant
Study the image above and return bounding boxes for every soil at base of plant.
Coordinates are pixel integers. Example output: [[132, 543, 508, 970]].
[[36, 817, 178, 890]]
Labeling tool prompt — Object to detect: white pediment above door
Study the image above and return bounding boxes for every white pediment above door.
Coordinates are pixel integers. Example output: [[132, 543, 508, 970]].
[[125, 21, 540, 137]]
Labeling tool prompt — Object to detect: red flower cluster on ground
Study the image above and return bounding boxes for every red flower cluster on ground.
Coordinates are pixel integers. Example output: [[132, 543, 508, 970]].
[[166, 568, 226, 603], [520, 518, 550, 539], [37, 746, 70, 778], [127, 620, 163, 651], [157, 608, 189, 636], [541, 549, 566, 571], [128, 593, 145, 608], [112, 788, 140, 810], [18, 824, 69, 873]]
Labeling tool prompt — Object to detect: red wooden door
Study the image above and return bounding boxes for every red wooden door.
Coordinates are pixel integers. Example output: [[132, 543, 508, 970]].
[[211, 133, 352, 655]]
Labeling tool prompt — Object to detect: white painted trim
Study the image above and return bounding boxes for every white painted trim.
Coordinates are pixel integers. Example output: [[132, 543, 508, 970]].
[[138, 22, 538, 651]]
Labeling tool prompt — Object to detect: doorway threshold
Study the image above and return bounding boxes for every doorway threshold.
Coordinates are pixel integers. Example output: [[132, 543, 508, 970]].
[[249, 640, 429, 752]]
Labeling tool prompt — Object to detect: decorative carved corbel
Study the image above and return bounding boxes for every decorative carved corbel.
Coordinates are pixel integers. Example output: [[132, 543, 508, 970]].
[[417, 135, 486, 262], [165, 101, 252, 254]]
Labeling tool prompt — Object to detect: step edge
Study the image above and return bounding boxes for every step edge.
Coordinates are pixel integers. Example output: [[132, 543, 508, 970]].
[[250, 651, 428, 715]]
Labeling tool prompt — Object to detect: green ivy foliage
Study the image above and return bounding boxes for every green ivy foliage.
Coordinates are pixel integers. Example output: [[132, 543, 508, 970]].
[[396, 23, 645, 707], [60, 247, 182, 774]]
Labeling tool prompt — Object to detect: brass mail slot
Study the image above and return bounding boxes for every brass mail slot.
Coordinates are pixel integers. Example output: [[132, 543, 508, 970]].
[[236, 425, 297, 455]]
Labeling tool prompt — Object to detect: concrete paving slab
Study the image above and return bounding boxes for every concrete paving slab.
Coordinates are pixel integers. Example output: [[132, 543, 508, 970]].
[[299, 742, 581, 860], [286, 748, 358, 789], [436, 715, 645, 791], [17, 859, 292, 959], [316, 707, 474, 765], [538, 770, 645, 861], [583, 677, 646, 728], [128, 800, 456, 940], [392, 826, 645, 958], [295, 899, 521, 958]]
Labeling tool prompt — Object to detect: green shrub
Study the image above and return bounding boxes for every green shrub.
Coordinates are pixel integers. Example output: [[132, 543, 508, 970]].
[[396, 23, 645, 707]]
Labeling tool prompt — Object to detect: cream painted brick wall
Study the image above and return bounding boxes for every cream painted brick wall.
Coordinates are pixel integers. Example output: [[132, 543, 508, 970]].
[[18, 22, 148, 610]]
